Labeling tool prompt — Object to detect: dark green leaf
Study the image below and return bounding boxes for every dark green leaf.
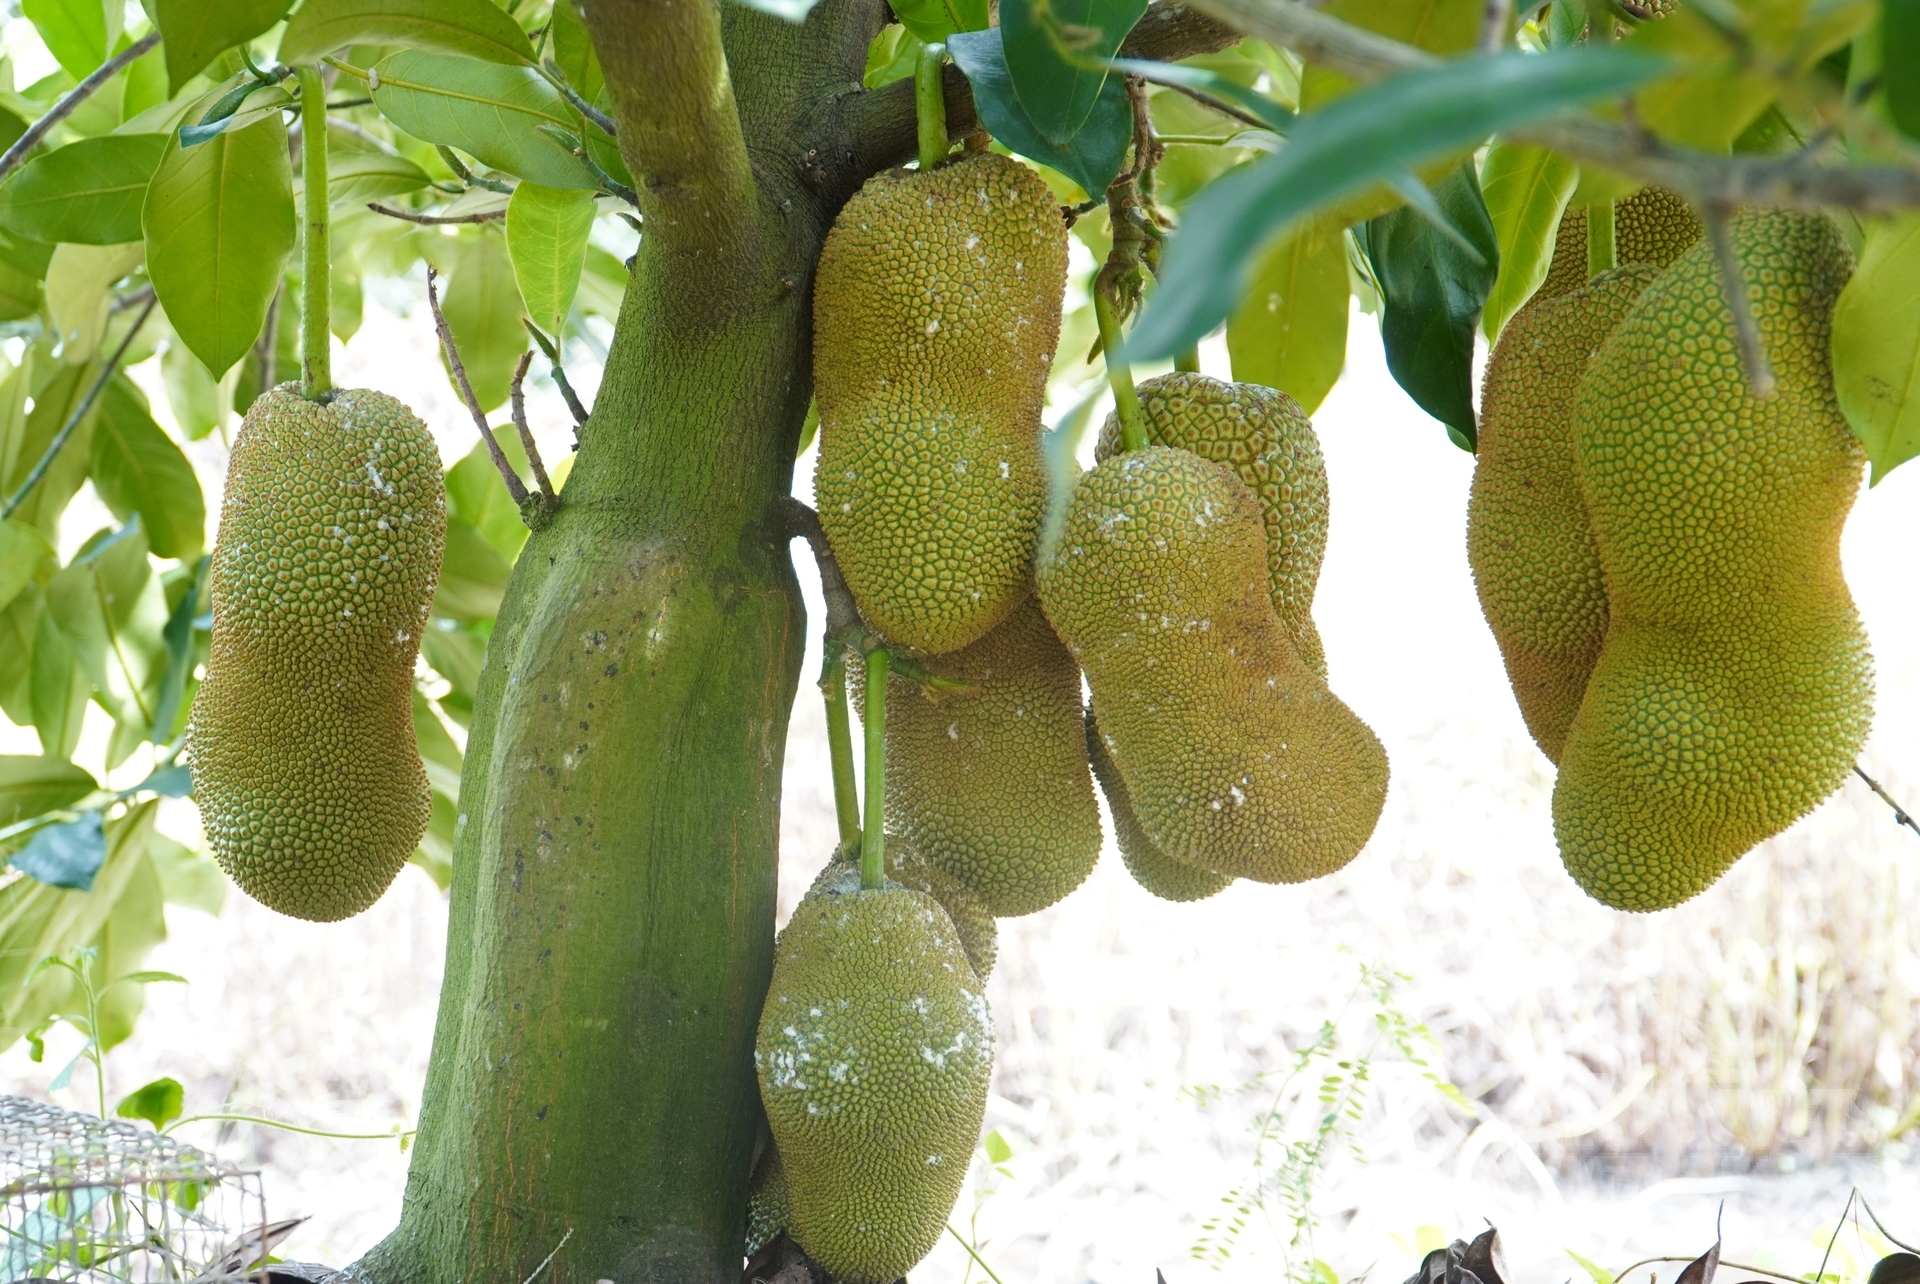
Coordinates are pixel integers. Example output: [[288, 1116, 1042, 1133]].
[[280, 0, 537, 65], [328, 149, 432, 204], [999, 0, 1146, 144], [1870, 1255, 1920, 1284], [12, 811, 106, 890], [0, 230, 55, 280], [1126, 46, 1668, 360], [157, 0, 295, 93], [0, 756, 97, 825], [441, 229, 527, 411], [134, 763, 193, 797], [1888, 0, 1920, 140], [24, 0, 110, 81], [91, 376, 205, 560], [0, 135, 169, 245], [949, 27, 1131, 197], [369, 50, 596, 190], [114, 1075, 184, 1127], [0, 258, 44, 321], [1360, 160, 1497, 447], [892, 0, 990, 43], [178, 79, 278, 146]]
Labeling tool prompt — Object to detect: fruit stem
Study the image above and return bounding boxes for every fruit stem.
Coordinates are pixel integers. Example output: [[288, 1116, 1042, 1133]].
[[1096, 287, 1149, 452], [822, 649, 862, 853], [296, 66, 331, 400], [1174, 346, 1201, 373], [861, 646, 889, 889], [1586, 199, 1615, 278], [916, 42, 948, 171]]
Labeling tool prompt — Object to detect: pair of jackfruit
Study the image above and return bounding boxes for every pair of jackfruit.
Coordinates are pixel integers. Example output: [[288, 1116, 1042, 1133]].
[[1470, 201, 1871, 911]]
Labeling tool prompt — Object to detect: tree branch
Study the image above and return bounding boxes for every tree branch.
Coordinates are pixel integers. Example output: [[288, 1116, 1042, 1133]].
[[368, 202, 505, 225], [426, 267, 532, 513], [0, 31, 160, 188]]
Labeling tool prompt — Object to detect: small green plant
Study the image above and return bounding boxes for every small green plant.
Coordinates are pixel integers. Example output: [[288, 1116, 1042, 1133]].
[[23, 947, 185, 1119], [948, 1129, 1015, 1284]]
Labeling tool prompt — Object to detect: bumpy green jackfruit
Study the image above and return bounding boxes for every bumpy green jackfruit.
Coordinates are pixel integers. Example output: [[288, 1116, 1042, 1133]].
[[1537, 187, 1703, 304], [1038, 447, 1387, 883], [756, 881, 992, 1284], [802, 845, 998, 978], [1556, 209, 1871, 910], [1085, 709, 1231, 902], [190, 385, 446, 922], [1468, 266, 1657, 762], [873, 594, 1100, 916], [814, 153, 1068, 654], [1096, 372, 1331, 678], [746, 1144, 789, 1257]]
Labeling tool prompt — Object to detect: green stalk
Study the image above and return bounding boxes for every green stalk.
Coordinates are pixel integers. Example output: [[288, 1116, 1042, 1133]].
[[822, 650, 861, 851], [860, 647, 889, 889], [1586, 200, 1616, 279], [915, 43, 948, 171], [1096, 288, 1148, 452], [1174, 346, 1201, 373], [297, 66, 331, 400]]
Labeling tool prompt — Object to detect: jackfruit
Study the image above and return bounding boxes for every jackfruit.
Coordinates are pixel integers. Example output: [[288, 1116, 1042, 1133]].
[[868, 594, 1100, 916], [1556, 209, 1871, 910], [801, 844, 998, 978], [814, 153, 1067, 654], [190, 385, 446, 922], [1037, 447, 1387, 883], [1468, 265, 1658, 761], [1085, 708, 1231, 902], [1536, 187, 1703, 304], [1096, 372, 1331, 678], [756, 879, 992, 1284], [745, 1144, 789, 1257]]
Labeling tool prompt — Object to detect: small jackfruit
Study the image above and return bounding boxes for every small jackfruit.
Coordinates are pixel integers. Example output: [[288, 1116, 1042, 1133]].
[[190, 385, 446, 922], [746, 1144, 789, 1257], [1556, 209, 1871, 910], [801, 844, 999, 978], [1038, 447, 1387, 883], [871, 594, 1100, 916], [814, 154, 1068, 654], [1468, 265, 1657, 761], [1085, 708, 1231, 903], [1096, 372, 1331, 677], [756, 879, 992, 1284], [1536, 188, 1703, 304]]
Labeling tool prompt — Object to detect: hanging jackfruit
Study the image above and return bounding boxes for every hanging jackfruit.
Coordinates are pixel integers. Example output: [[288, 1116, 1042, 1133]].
[[814, 153, 1068, 654], [745, 1144, 789, 1258], [1468, 265, 1657, 761], [1038, 447, 1387, 883], [1556, 209, 1871, 910], [1086, 709, 1232, 903], [190, 385, 446, 922], [756, 879, 992, 1284], [1536, 187, 1703, 304], [801, 844, 999, 979]]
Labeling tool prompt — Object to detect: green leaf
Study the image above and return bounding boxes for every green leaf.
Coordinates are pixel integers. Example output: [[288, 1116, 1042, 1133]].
[[948, 28, 1131, 198], [0, 520, 57, 615], [29, 606, 89, 757], [446, 426, 534, 560], [115, 1075, 184, 1127], [0, 755, 97, 825], [1226, 218, 1349, 415], [1000, 0, 1146, 144], [157, 0, 295, 93], [1127, 46, 1667, 360], [328, 149, 432, 205], [413, 686, 463, 799], [46, 241, 144, 363], [1888, 0, 1920, 142], [0, 588, 41, 729], [1833, 213, 1920, 483], [433, 516, 511, 623], [11, 811, 106, 890], [280, 0, 536, 64], [549, 0, 602, 102], [369, 50, 595, 190], [506, 182, 594, 339], [1478, 140, 1578, 342], [1300, 0, 1482, 108], [1567, 1249, 1615, 1284], [332, 246, 363, 341], [0, 135, 169, 246], [0, 257, 44, 321], [146, 830, 225, 914], [144, 111, 296, 378], [441, 229, 527, 411], [24, 0, 110, 82], [160, 339, 222, 440], [892, 0, 989, 43], [90, 375, 206, 559], [1360, 161, 1497, 447], [46, 520, 170, 733], [864, 26, 922, 88], [982, 1129, 1013, 1163], [4, 360, 107, 539]]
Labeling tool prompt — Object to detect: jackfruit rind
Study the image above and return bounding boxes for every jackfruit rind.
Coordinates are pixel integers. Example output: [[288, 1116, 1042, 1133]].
[[801, 847, 999, 978], [1556, 209, 1871, 911], [190, 384, 445, 922], [1097, 372, 1331, 678], [1038, 447, 1387, 883], [876, 594, 1100, 917], [1468, 265, 1657, 762], [1536, 188, 1703, 304], [745, 1144, 789, 1257], [756, 883, 992, 1284], [814, 152, 1067, 654], [1085, 708, 1231, 903]]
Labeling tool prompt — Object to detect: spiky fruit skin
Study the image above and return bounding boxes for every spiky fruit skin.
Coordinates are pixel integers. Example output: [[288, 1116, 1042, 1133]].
[[190, 385, 445, 922], [1538, 187, 1703, 304], [1097, 372, 1331, 678], [1038, 447, 1387, 883], [874, 594, 1100, 916], [803, 849, 999, 978], [814, 153, 1067, 654], [1469, 266, 1657, 762], [745, 1144, 789, 1257], [1085, 709, 1231, 902], [756, 883, 992, 1284], [1556, 210, 1871, 910]]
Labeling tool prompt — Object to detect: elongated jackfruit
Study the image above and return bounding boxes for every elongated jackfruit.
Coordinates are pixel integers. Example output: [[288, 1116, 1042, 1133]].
[[1468, 266, 1657, 761], [1038, 447, 1387, 883], [1556, 209, 1871, 910], [190, 385, 445, 922], [802, 844, 999, 978], [1085, 708, 1231, 902], [872, 594, 1100, 916], [746, 1144, 789, 1257], [814, 153, 1068, 654], [1096, 372, 1331, 677], [756, 880, 992, 1284], [1537, 187, 1703, 304]]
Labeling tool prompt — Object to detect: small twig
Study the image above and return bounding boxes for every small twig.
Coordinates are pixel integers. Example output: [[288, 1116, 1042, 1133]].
[[110, 283, 155, 313], [0, 31, 159, 188], [326, 96, 372, 109], [523, 320, 591, 429], [1862, 1197, 1920, 1254], [1855, 766, 1920, 839], [1158, 77, 1270, 131], [509, 351, 560, 513], [520, 1228, 573, 1284], [427, 267, 531, 509], [1701, 203, 1775, 398], [1479, 0, 1513, 51], [1125, 76, 1164, 183], [781, 498, 861, 642], [368, 201, 505, 225], [1605, 1259, 1817, 1284], [1814, 1190, 1854, 1284], [549, 71, 616, 137]]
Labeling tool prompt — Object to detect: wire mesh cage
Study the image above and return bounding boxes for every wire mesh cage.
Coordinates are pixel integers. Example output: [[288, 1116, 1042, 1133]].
[[0, 1095, 271, 1283]]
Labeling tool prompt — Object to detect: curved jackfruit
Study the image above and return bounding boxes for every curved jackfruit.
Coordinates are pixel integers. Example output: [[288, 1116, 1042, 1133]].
[[801, 845, 999, 978], [814, 153, 1068, 654], [746, 1144, 789, 1257], [1468, 265, 1657, 761], [871, 594, 1100, 916], [1096, 372, 1331, 678], [756, 880, 992, 1284], [1537, 188, 1703, 304], [190, 385, 446, 922], [1085, 708, 1231, 902], [1038, 447, 1387, 883], [1556, 209, 1871, 910]]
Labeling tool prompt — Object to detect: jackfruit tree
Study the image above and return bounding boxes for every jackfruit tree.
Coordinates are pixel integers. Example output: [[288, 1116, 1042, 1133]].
[[0, 0, 1916, 1279]]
